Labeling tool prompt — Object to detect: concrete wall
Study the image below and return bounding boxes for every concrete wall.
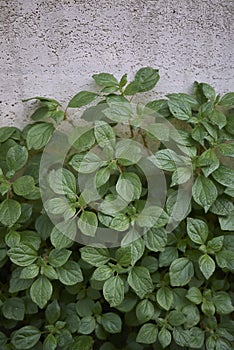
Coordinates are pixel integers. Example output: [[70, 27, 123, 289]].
[[0, 0, 233, 127]]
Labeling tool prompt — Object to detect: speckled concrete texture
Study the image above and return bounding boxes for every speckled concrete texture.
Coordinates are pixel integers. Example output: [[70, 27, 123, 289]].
[[0, 0, 233, 127]]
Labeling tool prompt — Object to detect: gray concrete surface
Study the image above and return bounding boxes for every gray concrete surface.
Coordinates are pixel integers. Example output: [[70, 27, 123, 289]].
[[0, 0, 233, 127]]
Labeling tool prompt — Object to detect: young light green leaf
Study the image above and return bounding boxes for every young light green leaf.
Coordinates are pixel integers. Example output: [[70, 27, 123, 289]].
[[136, 206, 168, 228], [199, 254, 216, 279], [20, 264, 39, 279], [30, 276, 53, 309], [43, 334, 57, 350], [192, 175, 218, 212], [95, 167, 110, 188], [103, 275, 124, 307], [187, 217, 209, 244], [127, 266, 153, 298], [169, 258, 194, 286], [78, 316, 96, 334], [68, 91, 98, 108], [26, 122, 54, 150], [219, 92, 234, 106]]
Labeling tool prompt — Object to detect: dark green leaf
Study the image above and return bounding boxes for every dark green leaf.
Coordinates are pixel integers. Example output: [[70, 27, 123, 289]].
[[11, 326, 41, 350], [68, 91, 98, 108]]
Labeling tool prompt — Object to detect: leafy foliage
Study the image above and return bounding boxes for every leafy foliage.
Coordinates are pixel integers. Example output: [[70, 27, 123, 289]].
[[0, 67, 233, 349]]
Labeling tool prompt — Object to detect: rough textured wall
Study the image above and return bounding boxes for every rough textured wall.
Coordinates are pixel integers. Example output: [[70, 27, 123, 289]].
[[0, 0, 233, 127]]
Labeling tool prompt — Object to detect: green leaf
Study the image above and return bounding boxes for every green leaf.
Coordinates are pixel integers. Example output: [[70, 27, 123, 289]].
[[0, 126, 19, 142], [92, 265, 113, 281], [0, 199, 21, 227], [80, 246, 110, 267], [57, 261, 83, 285], [95, 167, 111, 187], [152, 149, 189, 172], [70, 336, 94, 350], [30, 276, 53, 308], [45, 198, 75, 219], [216, 249, 234, 271], [103, 101, 133, 122], [169, 258, 194, 286], [45, 300, 60, 324], [20, 264, 40, 279], [103, 275, 124, 307], [48, 248, 72, 267], [168, 310, 186, 326], [159, 246, 178, 267], [136, 323, 158, 344], [77, 152, 103, 174], [144, 227, 167, 252], [115, 246, 132, 266], [219, 212, 234, 231], [26, 122, 54, 150], [186, 287, 203, 304], [6, 145, 28, 171], [199, 254, 216, 279], [210, 197, 234, 216], [68, 91, 98, 108], [78, 211, 98, 237], [50, 222, 75, 249], [192, 175, 218, 212], [207, 236, 224, 253], [116, 172, 142, 202], [13, 176, 35, 196], [209, 110, 226, 129], [136, 299, 154, 323], [115, 139, 142, 165], [78, 316, 96, 334], [41, 264, 58, 280], [70, 127, 95, 152], [48, 168, 76, 195], [8, 244, 37, 266], [11, 326, 41, 350], [189, 327, 205, 348], [217, 143, 234, 158], [168, 98, 192, 120], [212, 165, 234, 188], [101, 313, 122, 334], [43, 334, 57, 350], [136, 206, 168, 228], [219, 92, 234, 106], [173, 328, 190, 347], [187, 217, 208, 244], [156, 287, 173, 310], [94, 121, 116, 148], [127, 266, 153, 298], [158, 328, 172, 348], [213, 292, 234, 315], [2, 297, 25, 321], [5, 230, 21, 248], [124, 67, 159, 95], [93, 73, 119, 87], [197, 149, 220, 177]]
